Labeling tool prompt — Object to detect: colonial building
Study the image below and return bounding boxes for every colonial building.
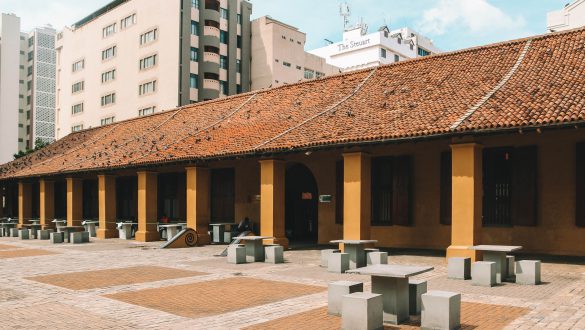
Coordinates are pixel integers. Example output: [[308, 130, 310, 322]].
[[1, 28, 585, 258]]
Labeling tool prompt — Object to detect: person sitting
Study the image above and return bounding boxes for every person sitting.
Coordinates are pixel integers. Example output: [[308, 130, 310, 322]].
[[160, 214, 170, 224], [158, 214, 170, 239], [233, 217, 251, 236]]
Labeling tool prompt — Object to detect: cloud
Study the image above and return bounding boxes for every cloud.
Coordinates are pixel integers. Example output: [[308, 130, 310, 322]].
[[417, 0, 527, 36]]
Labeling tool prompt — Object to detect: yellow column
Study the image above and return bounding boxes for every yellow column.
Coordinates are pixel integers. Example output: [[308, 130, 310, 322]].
[[343, 152, 371, 241], [447, 143, 483, 261], [136, 171, 159, 242], [186, 167, 211, 245], [18, 181, 32, 228], [97, 175, 117, 239], [39, 179, 55, 229], [66, 178, 83, 227], [259, 159, 289, 248]]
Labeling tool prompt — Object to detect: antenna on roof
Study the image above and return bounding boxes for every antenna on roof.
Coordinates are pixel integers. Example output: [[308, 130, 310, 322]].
[[340, 2, 351, 31]]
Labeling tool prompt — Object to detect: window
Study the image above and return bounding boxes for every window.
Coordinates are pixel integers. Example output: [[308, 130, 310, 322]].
[[236, 59, 242, 73], [26, 96, 30, 105], [394, 54, 400, 62], [418, 47, 431, 56], [140, 29, 157, 45], [483, 146, 538, 226], [27, 66, 33, 76], [72, 124, 84, 132], [191, 21, 199, 35], [101, 93, 116, 106], [335, 160, 344, 224], [27, 81, 32, 91], [102, 46, 117, 60], [220, 8, 228, 19], [283, 61, 291, 67], [71, 103, 84, 115], [72, 81, 84, 93], [101, 117, 115, 126], [220, 55, 228, 69], [204, 72, 219, 80], [282, 35, 286, 40], [380, 48, 387, 58], [237, 35, 242, 48], [205, 0, 220, 11], [28, 36, 34, 47], [316, 72, 325, 78], [72, 59, 84, 72], [190, 47, 198, 61], [237, 14, 242, 24], [190, 74, 198, 88], [304, 68, 314, 79], [101, 69, 116, 83], [102, 23, 117, 38], [296, 65, 301, 70], [139, 81, 157, 95], [139, 106, 156, 116], [440, 152, 452, 225], [371, 156, 413, 226], [139, 54, 157, 70], [275, 59, 279, 63], [28, 51, 34, 61], [236, 84, 242, 93], [191, 0, 199, 7], [220, 30, 228, 44], [121, 14, 136, 29], [220, 80, 228, 95]]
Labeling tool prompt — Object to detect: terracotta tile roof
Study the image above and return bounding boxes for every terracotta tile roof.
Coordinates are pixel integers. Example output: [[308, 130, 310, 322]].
[[2, 28, 585, 180]]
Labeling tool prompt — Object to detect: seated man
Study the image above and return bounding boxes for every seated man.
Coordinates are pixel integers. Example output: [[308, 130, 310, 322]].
[[233, 217, 252, 236], [158, 214, 170, 239]]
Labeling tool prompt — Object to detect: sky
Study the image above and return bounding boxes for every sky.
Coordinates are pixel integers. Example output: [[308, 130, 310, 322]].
[[0, 0, 570, 51]]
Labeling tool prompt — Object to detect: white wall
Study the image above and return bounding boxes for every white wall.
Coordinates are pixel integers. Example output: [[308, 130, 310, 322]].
[[548, 0, 585, 32], [0, 14, 21, 163]]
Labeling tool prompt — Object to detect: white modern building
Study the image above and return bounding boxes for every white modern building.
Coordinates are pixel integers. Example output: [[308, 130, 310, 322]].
[[0, 13, 21, 163], [309, 25, 441, 72], [56, 0, 252, 139], [547, 0, 585, 32], [251, 16, 339, 90]]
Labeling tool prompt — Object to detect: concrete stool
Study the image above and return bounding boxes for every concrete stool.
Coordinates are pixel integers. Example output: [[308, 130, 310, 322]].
[[10, 228, 19, 237], [328, 281, 363, 316], [328, 252, 349, 273], [29, 229, 38, 239], [70, 231, 90, 244], [506, 256, 516, 280], [367, 252, 388, 265], [448, 257, 471, 280], [516, 260, 541, 285], [364, 248, 379, 253], [342, 292, 383, 330], [472, 261, 496, 287], [408, 279, 427, 315], [19, 229, 30, 240], [321, 249, 340, 267], [50, 232, 64, 244], [265, 245, 284, 264], [421, 290, 461, 330], [223, 231, 232, 243], [38, 229, 54, 240], [227, 245, 246, 264]]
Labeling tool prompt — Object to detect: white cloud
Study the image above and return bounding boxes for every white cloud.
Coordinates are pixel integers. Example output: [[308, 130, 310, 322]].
[[418, 0, 527, 36]]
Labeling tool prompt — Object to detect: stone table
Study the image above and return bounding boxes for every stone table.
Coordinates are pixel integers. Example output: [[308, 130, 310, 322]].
[[347, 264, 434, 324], [82, 220, 99, 237], [209, 223, 237, 244], [469, 245, 522, 283], [237, 236, 273, 262], [330, 239, 378, 269], [158, 224, 184, 241], [58, 226, 85, 242], [116, 222, 137, 240]]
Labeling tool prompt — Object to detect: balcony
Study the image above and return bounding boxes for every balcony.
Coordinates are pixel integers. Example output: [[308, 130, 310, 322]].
[[203, 25, 220, 38], [203, 79, 219, 90], [203, 52, 220, 64]]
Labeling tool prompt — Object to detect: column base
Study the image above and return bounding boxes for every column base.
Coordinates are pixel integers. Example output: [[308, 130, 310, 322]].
[[135, 230, 160, 242], [265, 237, 289, 249], [447, 245, 481, 262], [196, 232, 211, 245], [97, 228, 118, 239]]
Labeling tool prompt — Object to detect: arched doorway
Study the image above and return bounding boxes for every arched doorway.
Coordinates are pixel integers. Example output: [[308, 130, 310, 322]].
[[285, 163, 318, 244]]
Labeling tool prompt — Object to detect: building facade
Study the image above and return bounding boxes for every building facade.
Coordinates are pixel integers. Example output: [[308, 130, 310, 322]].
[[0, 14, 21, 164], [309, 25, 440, 72], [250, 16, 339, 90], [547, 0, 585, 32], [55, 0, 252, 139]]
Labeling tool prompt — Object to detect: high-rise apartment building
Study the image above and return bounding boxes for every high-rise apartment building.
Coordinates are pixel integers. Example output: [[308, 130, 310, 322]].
[[55, 0, 252, 138], [547, 0, 585, 32], [0, 13, 21, 163], [251, 16, 339, 90]]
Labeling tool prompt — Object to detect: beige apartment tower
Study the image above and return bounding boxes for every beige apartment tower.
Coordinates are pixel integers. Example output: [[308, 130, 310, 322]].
[[56, 0, 252, 138]]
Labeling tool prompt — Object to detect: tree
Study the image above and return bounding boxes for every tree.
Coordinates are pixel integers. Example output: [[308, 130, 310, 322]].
[[13, 138, 51, 160]]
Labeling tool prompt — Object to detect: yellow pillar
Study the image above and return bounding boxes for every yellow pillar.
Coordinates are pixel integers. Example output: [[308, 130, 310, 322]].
[[343, 152, 371, 241], [39, 179, 55, 229], [66, 178, 83, 227], [136, 171, 159, 242], [259, 159, 288, 248], [18, 181, 32, 228], [186, 167, 211, 245], [97, 175, 117, 239], [447, 143, 483, 261]]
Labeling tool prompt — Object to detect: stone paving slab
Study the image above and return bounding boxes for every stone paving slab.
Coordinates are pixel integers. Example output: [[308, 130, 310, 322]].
[[0, 243, 20, 250], [0, 249, 57, 259]]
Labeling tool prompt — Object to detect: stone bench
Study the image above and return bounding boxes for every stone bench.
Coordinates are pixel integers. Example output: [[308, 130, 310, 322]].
[[328, 281, 363, 316], [50, 232, 64, 244], [472, 261, 496, 287], [227, 245, 246, 264], [70, 231, 90, 244], [507, 255, 516, 280], [342, 292, 383, 330], [265, 245, 284, 264], [18, 229, 30, 240], [328, 252, 349, 274], [516, 260, 541, 285], [38, 229, 54, 240], [321, 249, 340, 267], [448, 257, 471, 280], [366, 251, 388, 265], [10, 228, 19, 237], [421, 290, 461, 330], [409, 279, 427, 315]]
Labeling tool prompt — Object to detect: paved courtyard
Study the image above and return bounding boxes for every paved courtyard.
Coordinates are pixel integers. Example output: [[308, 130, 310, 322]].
[[0, 237, 583, 329]]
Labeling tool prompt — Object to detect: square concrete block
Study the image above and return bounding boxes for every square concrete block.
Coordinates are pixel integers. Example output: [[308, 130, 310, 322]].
[[421, 290, 461, 330], [448, 257, 471, 280], [409, 279, 427, 315], [10, 228, 19, 237], [472, 261, 496, 287], [364, 248, 379, 253], [29, 229, 38, 239], [265, 245, 284, 264], [50, 232, 64, 244], [18, 229, 30, 240], [328, 281, 364, 316], [367, 251, 388, 265], [516, 260, 541, 285], [38, 229, 54, 240], [328, 252, 349, 274], [321, 249, 340, 267], [342, 292, 383, 330], [507, 255, 516, 279], [70, 231, 90, 244], [223, 231, 232, 243], [227, 245, 246, 264]]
